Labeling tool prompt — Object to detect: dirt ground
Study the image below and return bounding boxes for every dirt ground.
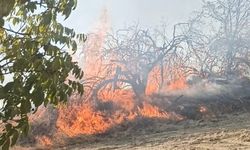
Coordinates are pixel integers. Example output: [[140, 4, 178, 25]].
[[13, 111, 249, 150]]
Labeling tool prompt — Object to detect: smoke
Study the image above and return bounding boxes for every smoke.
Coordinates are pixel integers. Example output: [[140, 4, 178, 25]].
[[164, 75, 249, 99], [179, 80, 224, 97]]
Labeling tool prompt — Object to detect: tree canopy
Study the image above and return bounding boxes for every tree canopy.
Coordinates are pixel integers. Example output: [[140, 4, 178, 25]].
[[0, 0, 85, 149]]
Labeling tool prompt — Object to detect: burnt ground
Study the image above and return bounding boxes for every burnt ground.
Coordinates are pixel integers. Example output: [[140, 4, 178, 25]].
[[60, 112, 250, 150], [14, 111, 250, 150], [12, 80, 250, 150]]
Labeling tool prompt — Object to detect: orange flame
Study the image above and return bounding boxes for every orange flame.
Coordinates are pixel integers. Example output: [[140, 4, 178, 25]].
[[199, 106, 208, 113], [57, 104, 112, 136], [56, 85, 179, 137], [55, 7, 185, 138], [36, 136, 52, 146], [145, 66, 162, 95], [167, 75, 188, 91], [166, 66, 188, 91], [139, 102, 169, 118]]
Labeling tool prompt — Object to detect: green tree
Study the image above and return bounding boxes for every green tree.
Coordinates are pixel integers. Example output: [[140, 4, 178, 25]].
[[0, 0, 85, 149]]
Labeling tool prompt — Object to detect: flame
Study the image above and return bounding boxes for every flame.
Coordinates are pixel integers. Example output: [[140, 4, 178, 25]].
[[139, 102, 169, 118], [33, 7, 186, 141], [146, 65, 189, 94], [57, 104, 112, 136], [167, 75, 188, 91], [98, 89, 135, 111], [56, 86, 178, 137], [199, 106, 208, 113], [15, 5, 221, 148], [36, 136, 52, 146], [167, 67, 188, 91], [145, 66, 162, 95], [81, 7, 110, 79]]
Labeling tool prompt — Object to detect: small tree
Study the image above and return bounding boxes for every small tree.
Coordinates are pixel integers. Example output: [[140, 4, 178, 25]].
[[0, 0, 85, 149]]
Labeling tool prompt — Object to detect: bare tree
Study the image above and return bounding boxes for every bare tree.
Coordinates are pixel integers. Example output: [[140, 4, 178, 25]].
[[89, 24, 188, 106], [186, 0, 250, 78]]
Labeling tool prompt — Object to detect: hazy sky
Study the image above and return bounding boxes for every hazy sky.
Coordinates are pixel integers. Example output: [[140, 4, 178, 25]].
[[63, 0, 203, 33]]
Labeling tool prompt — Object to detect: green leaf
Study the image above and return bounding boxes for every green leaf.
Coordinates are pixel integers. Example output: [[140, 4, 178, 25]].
[[0, 18, 4, 27], [5, 124, 12, 131], [0, 135, 6, 146], [3, 82, 14, 93], [71, 40, 77, 51], [42, 11, 52, 25], [0, 86, 5, 99], [11, 130, 19, 147], [21, 121, 29, 137], [26, 2, 37, 13], [20, 99, 31, 114], [0, 0, 85, 148], [32, 89, 44, 107], [63, 6, 72, 20], [2, 137, 10, 150]]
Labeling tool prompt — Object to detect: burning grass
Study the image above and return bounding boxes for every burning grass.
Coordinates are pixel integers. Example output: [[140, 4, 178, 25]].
[[15, 8, 250, 149], [55, 89, 183, 138], [19, 77, 250, 149]]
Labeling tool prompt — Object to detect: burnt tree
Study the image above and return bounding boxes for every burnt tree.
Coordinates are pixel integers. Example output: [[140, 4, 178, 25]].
[[186, 0, 250, 78], [90, 24, 188, 104]]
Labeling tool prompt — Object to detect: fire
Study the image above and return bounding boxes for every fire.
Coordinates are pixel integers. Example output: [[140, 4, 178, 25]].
[[81, 7, 110, 79], [57, 104, 112, 136], [167, 75, 188, 91], [98, 89, 136, 111], [56, 89, 138, 137], [33, 6, 186, 142], [199, 106, 208, 113], [139, 102, 169, 118], [36, 135, 52, 146], [145, 66, 162, 95], [56, 87, 177, 136], [166, 66, 188, 91], [146, 65, 189, 94]]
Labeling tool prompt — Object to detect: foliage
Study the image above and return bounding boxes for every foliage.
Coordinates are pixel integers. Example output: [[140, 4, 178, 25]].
[[0, 0, 85, 149]]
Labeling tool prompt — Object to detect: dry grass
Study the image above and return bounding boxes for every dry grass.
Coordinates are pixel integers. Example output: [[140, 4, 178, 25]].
[[12, 79, 250, 150]]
